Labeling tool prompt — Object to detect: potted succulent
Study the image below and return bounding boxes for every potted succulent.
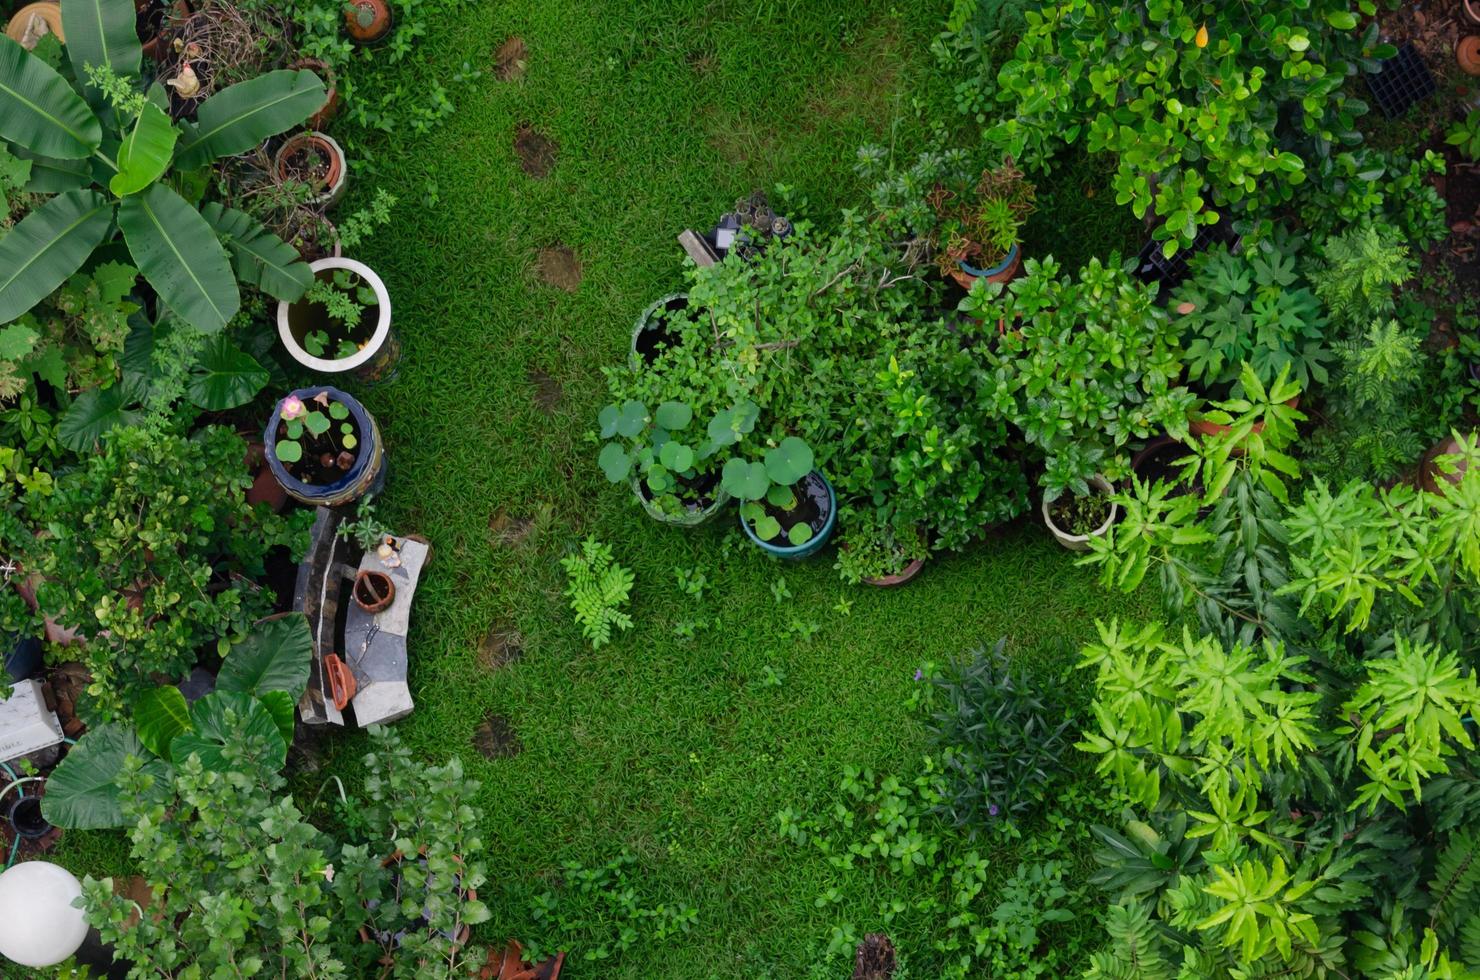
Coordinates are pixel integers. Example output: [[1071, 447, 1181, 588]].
[[630, 293, 693, 368], [597, 398, 738, 526], [274, 131, 348, 208], [835, 512, 928, 587], [726, 436, 836, 559], [1041, 476, 1119, 552], [276, 257, 397, 381], [343, 0, 392, 44], [928, 158, 1035, 290], [264, 388, 385, 507]]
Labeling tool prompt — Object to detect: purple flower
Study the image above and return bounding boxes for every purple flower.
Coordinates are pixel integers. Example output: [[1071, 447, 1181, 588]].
[[988, 804, 999, 817], [913, 668, 923, 681]]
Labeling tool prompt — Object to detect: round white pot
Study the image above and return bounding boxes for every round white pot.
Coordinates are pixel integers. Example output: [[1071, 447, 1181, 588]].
[[1041, 475, 1119, 552], [277, 257, 392, 375]]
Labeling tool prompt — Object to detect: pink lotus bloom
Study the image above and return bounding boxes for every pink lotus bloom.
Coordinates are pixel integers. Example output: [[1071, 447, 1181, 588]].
[[281, 395, 307, 420]]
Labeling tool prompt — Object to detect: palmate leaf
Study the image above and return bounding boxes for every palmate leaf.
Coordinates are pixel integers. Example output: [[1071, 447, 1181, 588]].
[[0, 37, 102, 158], [60, 0, 141, 90], [215, 613, 313, 701], [41, 723, 171, 830], [109, 102, 176, 196], [188, 333, 268, 410], [118, 183, 239, 332], [172, 69, 327, 170], [199, 202, 312, 301], [0, 189, 113, 324]]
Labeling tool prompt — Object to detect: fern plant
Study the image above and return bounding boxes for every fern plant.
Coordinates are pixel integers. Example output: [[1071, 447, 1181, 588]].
[[1311, 224, 1415, 328], [560, 537, 635, 649]]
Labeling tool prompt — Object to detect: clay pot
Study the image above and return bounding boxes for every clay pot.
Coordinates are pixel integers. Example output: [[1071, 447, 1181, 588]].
[[352, 569, 395, 613], [274, 131, 347, 208], [343, 0, 392, 45], [291, 57, 340, 129], [863, 557, 926, 588], [1041, 476, 1118, 552], [948, 244, 1022, 291], [5, 2, 64, 48], [1464, 0, 1480, 28], [1460, 36, 1480, 77], [244, 442, 288, 512]]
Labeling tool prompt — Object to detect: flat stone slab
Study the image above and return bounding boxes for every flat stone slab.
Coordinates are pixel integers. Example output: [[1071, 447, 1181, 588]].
[[0, 679, 63, 767], [294, 507, 350, 727], [342, 536, 429, 726]]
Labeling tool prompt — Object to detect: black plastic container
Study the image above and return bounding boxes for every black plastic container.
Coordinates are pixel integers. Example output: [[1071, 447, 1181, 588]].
[[1367, 43, 1436, 118], [1134, 212, 1239, 292], [7, 795, 51, 839]]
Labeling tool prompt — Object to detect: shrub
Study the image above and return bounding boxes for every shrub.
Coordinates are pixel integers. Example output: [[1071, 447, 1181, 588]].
[[561, 537, 634, 649]]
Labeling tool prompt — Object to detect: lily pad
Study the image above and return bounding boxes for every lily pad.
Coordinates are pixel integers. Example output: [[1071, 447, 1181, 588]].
[[787, 523, 814, 547], [274, 440, 303, 463], [764, 437, 812, 485], [598, 443, 631, 482], [598, 403, 620, 439], [659, 441, 695, 472], [616, 400, 648, 438], [722, 458, 769, 500], [654, 400, 693, 431]]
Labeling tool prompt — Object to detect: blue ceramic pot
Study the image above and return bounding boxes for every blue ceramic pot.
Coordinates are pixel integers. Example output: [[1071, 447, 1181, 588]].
[[739, 471, 837, 560], [264, 386, 385, 507]]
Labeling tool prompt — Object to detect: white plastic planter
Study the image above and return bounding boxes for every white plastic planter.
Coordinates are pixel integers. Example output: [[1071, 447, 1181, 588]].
[[277, 257, 393, 375], [1041, 475, 1119, 552]]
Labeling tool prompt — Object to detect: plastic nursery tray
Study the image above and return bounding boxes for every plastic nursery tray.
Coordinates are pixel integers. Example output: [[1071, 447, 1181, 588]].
[[1367, 43, 1436, 119], [1134, 211, 1239, 292]]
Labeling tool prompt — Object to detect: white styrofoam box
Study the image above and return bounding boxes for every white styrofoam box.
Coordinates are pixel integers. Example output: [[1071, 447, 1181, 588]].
[[0, 680, 63, 765]]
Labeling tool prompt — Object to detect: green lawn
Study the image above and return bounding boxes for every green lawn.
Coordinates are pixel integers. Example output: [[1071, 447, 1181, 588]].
[[57, 1, 1154, 974]]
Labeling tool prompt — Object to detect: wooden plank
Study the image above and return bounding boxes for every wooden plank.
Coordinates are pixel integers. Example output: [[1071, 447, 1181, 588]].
[[677, 229, 720, 268], [293, 507, 349, 726]]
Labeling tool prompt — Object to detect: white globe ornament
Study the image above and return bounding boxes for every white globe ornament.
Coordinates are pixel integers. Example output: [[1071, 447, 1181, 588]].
[[0, 861, 89, 967]]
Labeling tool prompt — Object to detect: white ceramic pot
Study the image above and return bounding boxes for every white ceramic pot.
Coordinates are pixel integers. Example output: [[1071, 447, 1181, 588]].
[[1041, 475, 1119, 552], [277, 257, 392, 375]]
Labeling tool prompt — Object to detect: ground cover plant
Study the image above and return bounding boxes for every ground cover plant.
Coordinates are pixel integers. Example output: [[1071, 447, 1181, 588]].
[[5, 0, 1480, 975]]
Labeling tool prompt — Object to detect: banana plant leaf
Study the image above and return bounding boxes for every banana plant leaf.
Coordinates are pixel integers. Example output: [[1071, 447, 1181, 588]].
[[0, 188, 114, 324], [60, 0, 142, 91], [0, 37, 103, 158], [200, 201, 313, 301], [172, 69, 327, 170], [110, 101, 176, 196], [118, 183, 239, 332], [12, 146, 91, 192]]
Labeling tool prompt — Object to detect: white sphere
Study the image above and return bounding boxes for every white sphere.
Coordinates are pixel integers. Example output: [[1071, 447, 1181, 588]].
[[0, 861, 88, 967]]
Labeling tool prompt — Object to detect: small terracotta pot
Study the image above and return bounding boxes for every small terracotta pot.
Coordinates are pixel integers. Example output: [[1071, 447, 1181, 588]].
[[352, 569, 395, 612], [1189, 397, 1300, 439], [863, 557, 926, 588], [1464, 0, 1480, 28], [274, 131, 347, 208], [291, 57, 340, 129], [1459, 36, 1480, 77], [6, 3, 65, 48], [244, 442, 288, 512], [344, 0, 392, 45]]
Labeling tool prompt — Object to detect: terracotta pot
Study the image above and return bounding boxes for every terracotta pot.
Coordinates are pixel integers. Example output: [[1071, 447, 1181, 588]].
[[274, 131, 347, 208], [948, 243, 1022, 291], [244, 442, 288, 512], [5, 2, 64, 48], [138, 0, 189, 63], [343, 0, 392, 45], [1460, 36, 1480, 77], [863, 557, 926, 588], [1419, 433, 1475, 494], [1041, 475, 1118, 552], [352, 569, 395, 613], [1464, 0, 1480, 28], [291, 57, 340, 130], [1189, 397, 1300, 439]]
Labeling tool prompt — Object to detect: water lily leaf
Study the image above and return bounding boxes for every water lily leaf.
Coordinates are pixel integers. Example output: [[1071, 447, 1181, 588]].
[[722, 458, 768, 500], [598, 443, 631, 482], [654, 400, 692, 430], [616, 400, 648, 438], [303, 410, 330, 435], [752, 513, 781, 541], [598, 404, 620, 438], [764, 437, 813, 485], [659, 441, 694, 472], [274, 439, 302, 463], [787, 523, 814, 547]]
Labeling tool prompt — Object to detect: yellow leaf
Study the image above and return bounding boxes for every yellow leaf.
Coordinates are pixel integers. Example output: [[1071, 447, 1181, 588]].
[[1195, 24, 1209, 48]]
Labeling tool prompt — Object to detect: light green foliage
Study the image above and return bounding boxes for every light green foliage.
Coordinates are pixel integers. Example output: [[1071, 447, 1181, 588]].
[[335, 188, 398, 250], [834, 511, 928, 584], [990, 0, 1385, 254], [1311, 223, 1416, 328], [0, 261, 138, 401], [561, 536, 634, 648], [337, 496, 394, 551], [528, 851, 698, 963], [1447, 110, 1480, 161]]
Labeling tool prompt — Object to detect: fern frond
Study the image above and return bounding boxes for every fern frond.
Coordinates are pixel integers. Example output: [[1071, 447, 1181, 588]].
[[1429, 830, 1480, 939]]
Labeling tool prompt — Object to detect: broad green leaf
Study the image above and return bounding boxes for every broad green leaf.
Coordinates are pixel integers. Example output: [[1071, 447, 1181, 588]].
[[57, 383, 140, 450], [597, 404, 620, 439], [42, 723, 170, 829], [60, 0, 141, 90], [258, 690, 296, 745], [0, 37, 102, 158], [170, 691, 288, 776], [598, 442, 631, 482], [134, 686, 191, 761], [216, 613, 313, 700], [722, 458, 769, 500], [199, 202, 312, 301], [12, 146, 90, 192], [0, 322, 39, 360], [654, 400, 692, 430], [172, 69, 328, 170], [109, 102, 176, 196], [188, 333, 268, 410], [0, 189, 113, 323], [764, 436, 813, 485], [118, 183, 239, 333], [274, 439, 302, 463], [615, 400, 647, 438], [787, 522, 814, 547], [659, 440, 694, 472]]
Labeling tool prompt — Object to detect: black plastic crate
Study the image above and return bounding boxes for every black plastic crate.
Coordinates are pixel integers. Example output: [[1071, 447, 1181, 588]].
[[1367, 43, 1436, 118], [1134, 212, 1239, 292]]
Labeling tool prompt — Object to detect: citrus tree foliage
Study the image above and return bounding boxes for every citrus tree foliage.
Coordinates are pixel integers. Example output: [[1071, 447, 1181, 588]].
[[1078, 424, 1480, 976], [81, 726, 491, 978]]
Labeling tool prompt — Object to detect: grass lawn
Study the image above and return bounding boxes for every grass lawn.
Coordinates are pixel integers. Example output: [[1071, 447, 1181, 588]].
[[56, 0, 1152, 974]]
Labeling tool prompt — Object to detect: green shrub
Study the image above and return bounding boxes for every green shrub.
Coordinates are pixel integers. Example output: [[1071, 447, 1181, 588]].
[[561, 537, 634, 649]]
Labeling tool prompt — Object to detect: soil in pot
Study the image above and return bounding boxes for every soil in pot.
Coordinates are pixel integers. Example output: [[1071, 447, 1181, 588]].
[[633, 296, 689, 363], [352, 569, 395, 612], [637, 466, 723, 515], [8, 795, 50, 839], [271, 394, 364, 486], [277, 136, 340, 195], [1132, 439, 1203, 499], [746, 471, 832, 546], [1048, 491, 1114, 537]]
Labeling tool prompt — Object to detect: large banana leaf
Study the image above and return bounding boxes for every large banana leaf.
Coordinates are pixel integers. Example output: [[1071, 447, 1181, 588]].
[[13, 146, 91, 192], [60, 0, 141, 90], [110, 101, 176, 196], [172, 70, 327, 170], [0, 37, 102, 158], [200, 201, 313, 301], [118, 183, 239, 332], [0, 188, 114, 324]]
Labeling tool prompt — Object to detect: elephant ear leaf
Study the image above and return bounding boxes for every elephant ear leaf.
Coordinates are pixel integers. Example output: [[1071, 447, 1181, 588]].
[[199, 202, 313, 301], [257, 690, 296, 746], [170, 691, 288, 776], [215, 613, 314, 700], [118, 182, 239, 333], [0, 189, 114, 324], [42, 723, 170, 830], [172, 69, 327, 170], [110, 102, 177, 196], [60, 0, 142, 90], [0, 38, 102, 158], [58, 382, 141, 451], [188, 333, 268, 410], [134, 685, 192, 761]]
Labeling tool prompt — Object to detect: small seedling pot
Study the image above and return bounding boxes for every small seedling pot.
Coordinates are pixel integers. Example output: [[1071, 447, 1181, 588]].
[[344, 0, 392, 45], [277, 257, 396, 380], [949, 244, 1021, 291], [1041, 476, 1118, 552], [1460, 36, 1480, 77], [1465, 0, 1480, 28], [274, 131, 347, 209], [630, 293, 689, 369], [263, 386, 385, 507], [7, 795, 52, 840], [291, 57, 340, 129], [739, 471, 837, 560], [6, 3, 65, 47], [352, 569, 396, 613]]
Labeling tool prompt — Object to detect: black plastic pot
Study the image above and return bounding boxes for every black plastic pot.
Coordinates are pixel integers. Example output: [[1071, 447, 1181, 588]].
[[4, 635, 42, 681], [1134, 212, 1238, 292], [8, 795, 51, 839], [1367, 43, 1436, 118]]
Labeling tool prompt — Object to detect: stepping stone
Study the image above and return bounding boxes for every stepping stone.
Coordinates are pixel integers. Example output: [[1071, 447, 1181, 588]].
[[342, 535, 430, 726]]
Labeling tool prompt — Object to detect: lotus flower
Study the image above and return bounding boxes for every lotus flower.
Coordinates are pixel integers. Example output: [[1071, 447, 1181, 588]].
[[281, 395, 307, 421]]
